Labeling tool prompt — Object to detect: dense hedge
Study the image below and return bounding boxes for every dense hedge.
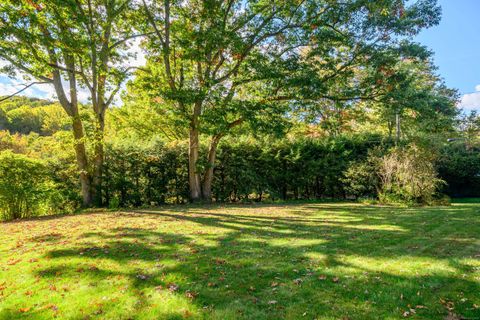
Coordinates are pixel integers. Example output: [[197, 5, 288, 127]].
[[101, 134, 387, 206], [2, 132, 477, 218], [437, 143, 480, 198], [100, 135, 477, 207], [103, 140, 189, 207]]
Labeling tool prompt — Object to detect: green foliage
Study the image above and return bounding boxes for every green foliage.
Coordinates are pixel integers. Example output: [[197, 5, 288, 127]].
[[0, 151, 53, 220], [82, 134, 387, 206], [0, 1, 466, 210], [377, 146, 446, 205], [342, 145, 448, 205], [103, 139, 189, 206], [0, 97, 72, 135], [437, 142, 480, 198], [342, 160, 379, 199]]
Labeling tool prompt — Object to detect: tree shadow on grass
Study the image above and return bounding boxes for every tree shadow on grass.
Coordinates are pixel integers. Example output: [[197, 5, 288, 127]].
[[19, 203, 480, 319]]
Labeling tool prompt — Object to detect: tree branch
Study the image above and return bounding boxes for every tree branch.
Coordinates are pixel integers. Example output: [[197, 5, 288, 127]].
[[0, 82, 51, 102]]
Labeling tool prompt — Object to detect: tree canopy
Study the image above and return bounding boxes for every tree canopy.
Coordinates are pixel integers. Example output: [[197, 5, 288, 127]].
[[0, 0, 469, 207]]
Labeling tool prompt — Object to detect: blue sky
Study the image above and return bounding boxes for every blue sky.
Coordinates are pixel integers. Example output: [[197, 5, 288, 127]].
[[1, 0, 479, 110], [415, 0, 480, 110]]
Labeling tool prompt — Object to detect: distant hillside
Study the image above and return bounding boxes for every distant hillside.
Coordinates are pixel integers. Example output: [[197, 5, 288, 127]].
[[0, 96, 70, 135]]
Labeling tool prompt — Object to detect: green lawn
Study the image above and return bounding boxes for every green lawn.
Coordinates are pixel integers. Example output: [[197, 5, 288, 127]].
[[1, 202, 479, 319]]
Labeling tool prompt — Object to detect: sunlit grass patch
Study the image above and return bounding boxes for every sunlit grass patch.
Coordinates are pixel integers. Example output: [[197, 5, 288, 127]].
[[0, 202, 479, 319]]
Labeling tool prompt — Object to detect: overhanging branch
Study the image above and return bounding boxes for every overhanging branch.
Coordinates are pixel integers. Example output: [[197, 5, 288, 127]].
[[0, 81, 51, 102]]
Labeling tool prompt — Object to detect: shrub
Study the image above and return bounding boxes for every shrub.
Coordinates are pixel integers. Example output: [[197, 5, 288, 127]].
[[342, 158, 379, 199], [342, 145, 447, 205], [0, 151, 57, 220], [378, 145, 446, 205]]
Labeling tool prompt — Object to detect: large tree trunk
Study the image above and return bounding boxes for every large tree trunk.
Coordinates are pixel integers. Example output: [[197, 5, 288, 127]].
[[202, 135, 221, 202], [72, 116, 92, 207], [92, 113, 105, 206], [200, 118, 243, 202], [53, 56, 93, 207]]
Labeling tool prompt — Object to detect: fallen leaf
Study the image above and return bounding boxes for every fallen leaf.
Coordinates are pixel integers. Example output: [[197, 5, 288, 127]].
[[136, 274, 149, 280], [7, 259, 21, 266], [185, 290, 198, 300], [167, 283, 179, 292]]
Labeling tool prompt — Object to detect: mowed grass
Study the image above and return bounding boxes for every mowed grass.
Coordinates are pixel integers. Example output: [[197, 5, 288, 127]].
[[0, 202, 479, 320]]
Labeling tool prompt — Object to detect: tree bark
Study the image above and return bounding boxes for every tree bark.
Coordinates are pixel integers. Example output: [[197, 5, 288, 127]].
[[55, 56, 92, 207], [72, 115, 92, 207], [92, 112, 105, 206], [188, 125, 202, 201], [202, 135, 221, 201], [395, 111, 401, 145]]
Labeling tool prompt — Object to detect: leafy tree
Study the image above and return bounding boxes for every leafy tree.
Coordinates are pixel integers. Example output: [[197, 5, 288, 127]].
[[136, 0, 442, 201], [0, 0, 138, 206], [0, 150, 52, 220], [367, 57, 458, 144], [6, 105, 44, 134]]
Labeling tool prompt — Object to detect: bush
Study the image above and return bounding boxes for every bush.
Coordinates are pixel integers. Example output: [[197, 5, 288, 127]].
[[342, 157, 380, 199], [378, 145, 446, 205], [342, 145, 447, 205], [0, 151, 59, 220]]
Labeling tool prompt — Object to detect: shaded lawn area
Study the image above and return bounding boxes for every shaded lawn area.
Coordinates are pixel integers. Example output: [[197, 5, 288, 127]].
[[0, 202, 479, 320]]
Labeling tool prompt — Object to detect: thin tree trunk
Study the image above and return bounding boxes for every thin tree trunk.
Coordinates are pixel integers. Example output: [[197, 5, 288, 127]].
[[395, 111, 401, 145], [189, 126, 202, 201], [188, 102, 202, 201]]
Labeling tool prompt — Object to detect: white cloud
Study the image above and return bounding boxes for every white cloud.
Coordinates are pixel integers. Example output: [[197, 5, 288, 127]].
[[0, 74, 93, 103], [457, 84, 480, 112], [31, 82, 57, 100], [458, 92, 480, 112], [0, 76, 52, 98]]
